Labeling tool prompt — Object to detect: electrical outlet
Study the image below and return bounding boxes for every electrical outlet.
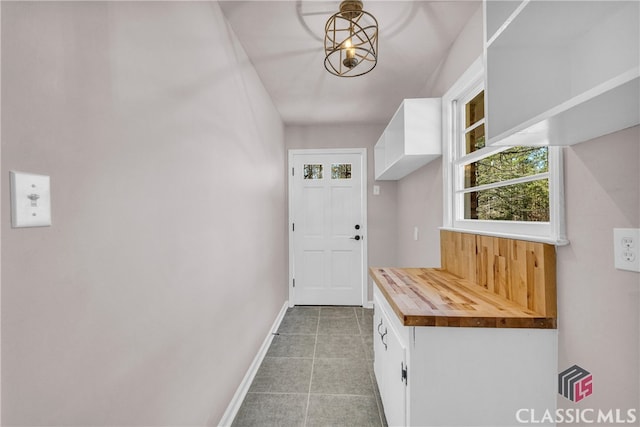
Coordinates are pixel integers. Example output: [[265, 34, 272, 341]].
[[614, 228, 640, 272]]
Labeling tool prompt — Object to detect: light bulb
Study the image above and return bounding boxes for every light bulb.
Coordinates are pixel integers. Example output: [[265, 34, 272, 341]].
[[344, 38, 355, 60], [342, 37, 358, 68]]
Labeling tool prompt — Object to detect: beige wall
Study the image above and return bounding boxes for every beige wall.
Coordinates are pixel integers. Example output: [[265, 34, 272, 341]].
[[394, 6, 483, 269], [395, 5, 640, 416], [395, 161, 443, 267], [557, 126, 639, 413], [1, 2, 286, 425], [2, 1, 638, 425]]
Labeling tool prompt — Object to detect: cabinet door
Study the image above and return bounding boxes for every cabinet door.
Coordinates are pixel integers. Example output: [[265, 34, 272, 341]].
[[373, 303, 386, 392], [374, 297, 407, 427]]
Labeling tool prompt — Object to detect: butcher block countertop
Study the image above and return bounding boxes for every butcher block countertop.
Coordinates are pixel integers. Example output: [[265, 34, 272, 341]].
[[370, 267, 557, 329]]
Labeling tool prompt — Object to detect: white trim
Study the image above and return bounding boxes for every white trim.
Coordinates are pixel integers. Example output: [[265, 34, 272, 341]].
[[440, 226, 568, 246], [288, 151, 294, 306], [450, 147, 566, 245], [442, 56, 567, 245], [442, 56, 484, 229], [485, 0, 531, 48], [287, 148, 368, 307], [457, 172, 549, 194], [361, 151, 369, 306], [454, 145, 508, 167], [548, 146, 567, 244], [463, 118, 485, 135], [217, 301, 289, 427]]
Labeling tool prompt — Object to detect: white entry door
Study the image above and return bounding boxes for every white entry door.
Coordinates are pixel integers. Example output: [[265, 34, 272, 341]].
[[289, 149, 367, 306]]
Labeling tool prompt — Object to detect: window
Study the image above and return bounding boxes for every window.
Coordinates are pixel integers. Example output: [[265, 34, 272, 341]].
[[443, 58, 566, 244], [331, 163, 352, 179], [303, 164, 323, 179], [460, 90, 550, 222], [303, 163, 352, 180]]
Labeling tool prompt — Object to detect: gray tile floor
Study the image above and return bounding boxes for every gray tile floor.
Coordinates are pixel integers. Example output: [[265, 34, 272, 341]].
[[232, 306, 388, 427]]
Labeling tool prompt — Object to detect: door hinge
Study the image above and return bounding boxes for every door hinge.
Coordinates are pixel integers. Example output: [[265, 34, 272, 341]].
[[292, 223, 295, 232], [293, 278, 295, 288], [292, 167, 294, 176], [401, 362, 408, 386]]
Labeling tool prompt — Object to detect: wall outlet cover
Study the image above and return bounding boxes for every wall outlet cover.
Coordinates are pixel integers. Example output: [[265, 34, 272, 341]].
[[613, 228, 640, 273]]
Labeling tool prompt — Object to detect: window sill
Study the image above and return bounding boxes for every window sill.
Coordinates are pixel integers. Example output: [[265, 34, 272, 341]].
[[439, 226, 570, 247]]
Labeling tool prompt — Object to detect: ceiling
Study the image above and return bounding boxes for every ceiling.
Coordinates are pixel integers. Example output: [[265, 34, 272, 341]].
[[218, 0, 480, 126]]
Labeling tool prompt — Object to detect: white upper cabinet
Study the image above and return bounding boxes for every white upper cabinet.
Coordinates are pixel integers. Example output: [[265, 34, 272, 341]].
[[374, 98, 441, 180], [485, 0, 639, 146]]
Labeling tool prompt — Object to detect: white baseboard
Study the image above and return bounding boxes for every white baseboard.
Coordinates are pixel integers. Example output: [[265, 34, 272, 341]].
[[364, 300, 374, 309], [217, 301, 289, 427]]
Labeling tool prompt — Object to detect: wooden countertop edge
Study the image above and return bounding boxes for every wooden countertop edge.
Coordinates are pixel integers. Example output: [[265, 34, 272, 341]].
[[370, 267, 557, 329]]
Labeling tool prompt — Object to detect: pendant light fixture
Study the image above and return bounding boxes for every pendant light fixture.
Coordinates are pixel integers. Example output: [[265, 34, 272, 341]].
[[324, 0, 378, 77]]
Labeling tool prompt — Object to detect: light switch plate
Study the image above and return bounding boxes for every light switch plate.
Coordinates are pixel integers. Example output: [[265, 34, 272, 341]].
[[613, 228, 640, 272], [10, 171, 52, 228]]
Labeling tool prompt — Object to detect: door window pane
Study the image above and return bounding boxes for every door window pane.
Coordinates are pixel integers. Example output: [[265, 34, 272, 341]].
[[304, 164, 323, 179], [331, 164, 352, 179]]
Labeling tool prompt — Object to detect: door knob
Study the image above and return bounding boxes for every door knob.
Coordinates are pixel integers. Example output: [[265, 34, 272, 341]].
[[355, 224, 360, 230], [350, 235, 361, 241]]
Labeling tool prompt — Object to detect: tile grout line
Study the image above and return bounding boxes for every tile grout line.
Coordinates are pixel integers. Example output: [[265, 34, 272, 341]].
[[250, 306, 381, 426], [355, 305, 383, 425], [357, 306, 386, 427], [371, 362, 386, 427], [232, 307, 381, 426], [302, 308, 320, 427]]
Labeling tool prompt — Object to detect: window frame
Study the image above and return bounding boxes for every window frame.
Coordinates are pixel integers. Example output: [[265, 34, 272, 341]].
[[442, 57, 567, 245]]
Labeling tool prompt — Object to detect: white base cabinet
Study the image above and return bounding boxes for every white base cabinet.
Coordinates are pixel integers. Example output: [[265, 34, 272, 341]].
[[373, 293, 407, 427], [373, 286, 558, 426]]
